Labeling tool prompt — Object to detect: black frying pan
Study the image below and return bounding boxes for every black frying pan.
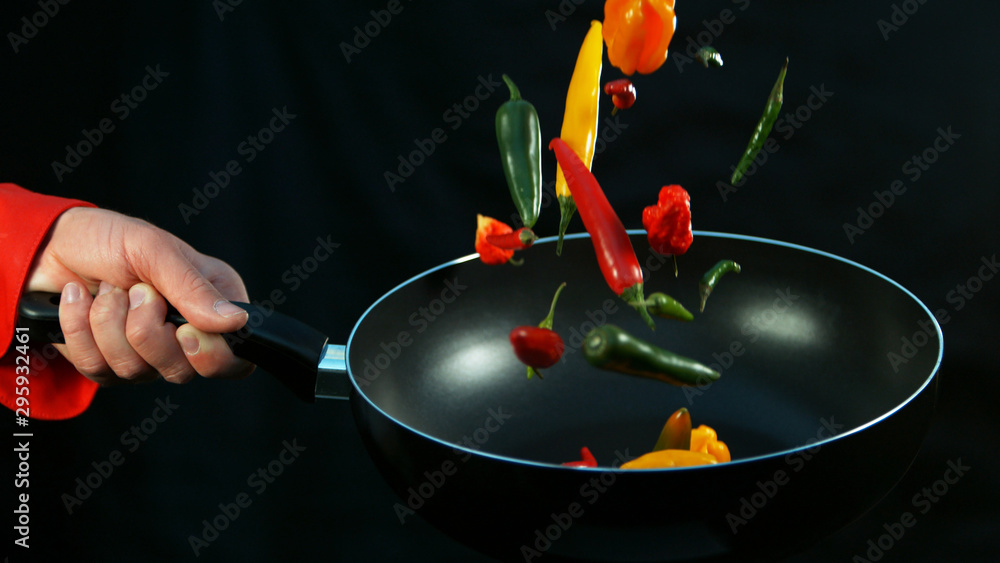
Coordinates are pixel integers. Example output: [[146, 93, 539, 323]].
[[18, 231, 942, 562]]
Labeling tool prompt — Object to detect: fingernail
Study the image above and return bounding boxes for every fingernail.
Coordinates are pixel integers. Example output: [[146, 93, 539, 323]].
[[179, 333, 200, 356], [98, 281, 114, 296], [63, 282, 81, 304], [128, 286, 146, 310], [214, 299, 247, 318]]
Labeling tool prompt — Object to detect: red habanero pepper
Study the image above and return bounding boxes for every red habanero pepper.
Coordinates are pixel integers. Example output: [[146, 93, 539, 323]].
[[475, 214, 520, 266], [603, 78, 636, 114], [486, 227, 537, 250], [642, 185, 692, 276], [549, 137, 655, 330], [561, 446, 598, 468]]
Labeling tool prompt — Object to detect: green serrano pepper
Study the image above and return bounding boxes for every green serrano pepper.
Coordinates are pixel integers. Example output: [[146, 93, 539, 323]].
[[496, 74, 542, 229], [583, 325, 720, 387], [644, 292, 694, 322], [699, 260, 741, 312], [730, 58, 788, 185]]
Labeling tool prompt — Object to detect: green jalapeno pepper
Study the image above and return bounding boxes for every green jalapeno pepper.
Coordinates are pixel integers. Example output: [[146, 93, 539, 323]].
[[496, 74, 542, 229], [699, 260, 741, 312], [644, 292, 694, 322], [582, 324, 720, 387]]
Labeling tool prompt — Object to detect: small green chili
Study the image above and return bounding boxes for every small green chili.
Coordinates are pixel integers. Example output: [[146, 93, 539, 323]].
[[644, 292, 694, 322], [496, 74, 543, 228], [582, 324, 720, 387], [699, 260, 741, 312], [730, 58, 788, 185], [695, 46, 724, 68]]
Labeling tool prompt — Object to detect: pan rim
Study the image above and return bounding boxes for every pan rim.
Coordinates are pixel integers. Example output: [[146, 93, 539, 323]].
[[345, 230, 944, 472]]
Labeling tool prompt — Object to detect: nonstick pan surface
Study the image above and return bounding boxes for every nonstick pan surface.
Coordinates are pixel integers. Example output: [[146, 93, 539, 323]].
[[343, 231, 941, 562]]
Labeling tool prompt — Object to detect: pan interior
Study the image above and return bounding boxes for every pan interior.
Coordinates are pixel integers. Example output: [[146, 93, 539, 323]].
[[346, 232, 940, 466]]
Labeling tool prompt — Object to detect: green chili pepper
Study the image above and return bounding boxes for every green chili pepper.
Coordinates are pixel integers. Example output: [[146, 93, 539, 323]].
[[644, 292, 694, 322], [730, 58, 788, 185], [695, 46, 723, 68], [653, 407, 692, 451], [582, 324, 720, 387], [496, 74, 542, 229], [699, 260, 741, 312]]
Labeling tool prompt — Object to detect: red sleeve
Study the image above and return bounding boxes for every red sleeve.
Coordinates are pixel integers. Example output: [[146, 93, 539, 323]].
[[1, 183, 100, 420]]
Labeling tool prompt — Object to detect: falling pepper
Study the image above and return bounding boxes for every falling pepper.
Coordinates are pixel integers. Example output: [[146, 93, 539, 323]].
[[509, 282, 567, 379], [653, 407, 691, 451], [642, 185, 693, 276], [550, 137, 654, 329], [561, 447, 598, 468], [475, 214, 519, 266], [603, 0, 678, 76], [582, 324, 720, 386], [555, 20, 604, 256], [496, 74, 543, 229], [644, 292, 694, 322], [603, 78, 636, 115], [698, 259, 741, 312], [487, 227, 537, 251], [731, 58, 788, 185]]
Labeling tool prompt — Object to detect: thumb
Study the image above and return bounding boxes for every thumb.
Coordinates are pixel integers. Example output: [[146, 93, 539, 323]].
[[137, 240, 249, 334]]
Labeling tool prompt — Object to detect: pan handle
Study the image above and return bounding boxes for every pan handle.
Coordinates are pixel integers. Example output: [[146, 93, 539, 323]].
[[16, 291, 328, 403]]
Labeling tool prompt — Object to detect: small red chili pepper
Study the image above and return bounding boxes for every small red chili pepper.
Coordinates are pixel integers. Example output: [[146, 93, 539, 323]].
[[548, 137, 655, 330], [486, 227, 537, 250], [510, 282, 567, 378], [475, 214, 519, 266], [603, 78, 636, 115], [561, 446, 598, 468], [642, 185, 693, 276]]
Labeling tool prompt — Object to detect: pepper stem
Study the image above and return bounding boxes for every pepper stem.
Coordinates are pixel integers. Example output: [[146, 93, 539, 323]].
[[538, 282, 567, 330], [673, 255, 679, 278], [620, 282, 656, 331], [502, 74, 522, 101], [556, 195, 576, 256]]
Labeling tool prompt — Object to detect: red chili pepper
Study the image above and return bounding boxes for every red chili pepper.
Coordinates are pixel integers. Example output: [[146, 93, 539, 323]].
[[603, 78, 636, 114], [561, 446, 598, 468], [510, 282, 566, 379], [486, 227, 537, 250], [475, 214, 518, 265], [642, 185, 693, 274], [548, 137, 654, 329]]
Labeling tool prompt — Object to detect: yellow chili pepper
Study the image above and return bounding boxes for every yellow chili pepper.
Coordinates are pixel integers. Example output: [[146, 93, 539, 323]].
[[620, 448, 718, 469], [555, 20, 603, 256]]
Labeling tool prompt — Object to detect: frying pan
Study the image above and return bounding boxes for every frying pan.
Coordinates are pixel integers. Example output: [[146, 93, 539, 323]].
[[19, 231, 942, 562]]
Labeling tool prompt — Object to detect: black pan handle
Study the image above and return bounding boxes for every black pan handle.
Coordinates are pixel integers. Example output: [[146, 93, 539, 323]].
[[16, 291, 328, 403]]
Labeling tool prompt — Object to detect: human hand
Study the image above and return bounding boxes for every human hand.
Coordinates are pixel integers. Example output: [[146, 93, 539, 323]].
[[25, 207, 254, 385]]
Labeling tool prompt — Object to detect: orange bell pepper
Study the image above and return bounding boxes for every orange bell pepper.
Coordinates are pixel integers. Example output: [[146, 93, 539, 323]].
[[620, 448, 718, 469], [602, 0, 678, 76]]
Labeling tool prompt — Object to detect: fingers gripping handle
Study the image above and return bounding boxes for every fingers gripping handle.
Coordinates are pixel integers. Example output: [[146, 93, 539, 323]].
[[16, 291, 326, 403]]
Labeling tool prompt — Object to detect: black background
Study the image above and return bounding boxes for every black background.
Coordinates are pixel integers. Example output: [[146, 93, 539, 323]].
[[3, 1, 998, 561]]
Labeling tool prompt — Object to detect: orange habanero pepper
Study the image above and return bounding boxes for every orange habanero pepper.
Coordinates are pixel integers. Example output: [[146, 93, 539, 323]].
[[602, 0, 678, 76]]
